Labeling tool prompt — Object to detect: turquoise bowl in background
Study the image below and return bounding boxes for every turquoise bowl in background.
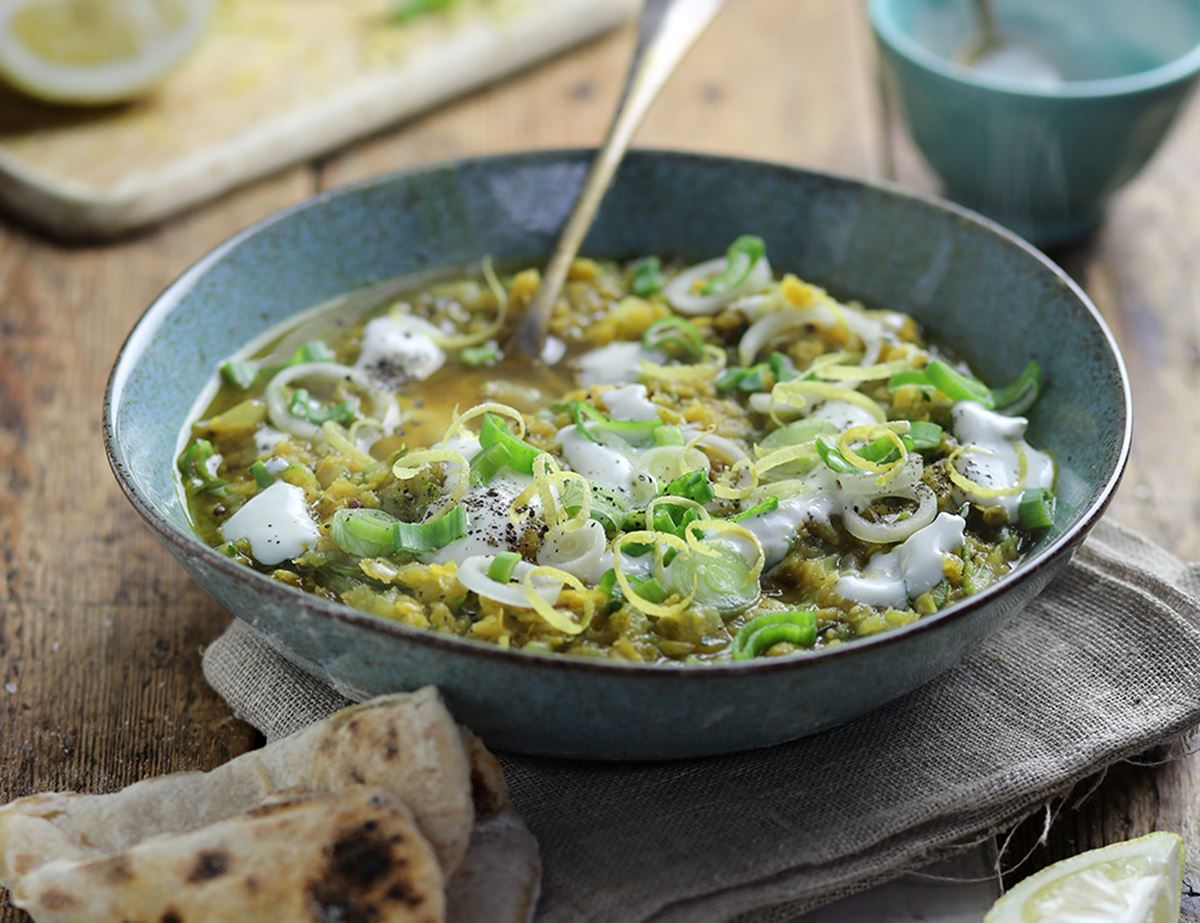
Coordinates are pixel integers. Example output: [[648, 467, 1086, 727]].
[[105, 151, 1130, 760], [870, 0, 1200, 247]]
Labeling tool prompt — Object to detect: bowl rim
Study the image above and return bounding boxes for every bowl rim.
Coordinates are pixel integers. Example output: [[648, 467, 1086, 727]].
[[104, 147, 1132, 681], [868, 0, 1200, 100]]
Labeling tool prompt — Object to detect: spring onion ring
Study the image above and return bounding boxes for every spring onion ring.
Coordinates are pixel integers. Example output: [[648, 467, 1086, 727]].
[[458, 555, 560, 610], [612, 531, 693, 617], [840, 483, 938, 544], [265, 362, 389, 440]]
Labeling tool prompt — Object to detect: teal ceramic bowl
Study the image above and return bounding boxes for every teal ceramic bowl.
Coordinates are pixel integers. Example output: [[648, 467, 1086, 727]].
[[871, 0, 1200, 247], [105, 150, 1130, 760]]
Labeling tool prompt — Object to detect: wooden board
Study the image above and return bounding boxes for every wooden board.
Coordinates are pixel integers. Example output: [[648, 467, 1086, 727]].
[[0, 0, 637, 239]]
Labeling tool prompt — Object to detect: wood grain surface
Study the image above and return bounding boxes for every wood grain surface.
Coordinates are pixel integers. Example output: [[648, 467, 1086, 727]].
[[1, 1, 1198, 919]]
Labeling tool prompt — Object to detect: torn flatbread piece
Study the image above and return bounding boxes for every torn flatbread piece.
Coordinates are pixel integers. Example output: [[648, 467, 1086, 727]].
[[0, 688, 473, 882], [7, 787, 443, 923]]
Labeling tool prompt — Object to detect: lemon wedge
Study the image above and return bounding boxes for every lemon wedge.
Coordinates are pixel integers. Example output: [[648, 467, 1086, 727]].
[[0, 0, 213, 105], [986, 832, 1185, 923]]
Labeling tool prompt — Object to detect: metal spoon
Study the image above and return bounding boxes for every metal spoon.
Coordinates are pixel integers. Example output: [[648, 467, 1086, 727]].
[[509, 0, 727, 360]]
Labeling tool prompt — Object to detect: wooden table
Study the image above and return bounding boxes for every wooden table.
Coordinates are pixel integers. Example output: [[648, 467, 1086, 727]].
[[2, 2, 1197, 918]]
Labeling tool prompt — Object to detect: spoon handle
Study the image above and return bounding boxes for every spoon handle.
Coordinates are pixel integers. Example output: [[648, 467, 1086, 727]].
[[510, 0, 726, 359]]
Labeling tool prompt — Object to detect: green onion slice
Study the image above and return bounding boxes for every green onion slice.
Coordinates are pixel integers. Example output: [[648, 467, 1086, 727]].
[[731, 496, 779, 521], [654, 425, 685, 446], [642, 316, 705, 361], [288, 388, 357, 425], [249, 461, 274, 489], [732, 609, 818, 660], [479, 414, 543, 474], [178, 438, 227, 493], [570, 401, 660, 446], [701, 235, 766, 296], [392, 0, 456, 23], [331, 508, 398, 558], [469, 443, 513, 486], [1018, 488, 1056, 530], [663, 469, 715, 504], [393, 505, 470, 555], [460, 344, 500, 367], [220, 340, 335, 391], [668, 541, 759, 614], [487, 551, 521, 583], [990, 361, 1042, 415], [631, 256, 666, 296]]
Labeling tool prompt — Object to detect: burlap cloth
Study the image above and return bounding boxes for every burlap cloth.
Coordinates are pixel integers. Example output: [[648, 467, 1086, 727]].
[[202, 520, 1200, 922]]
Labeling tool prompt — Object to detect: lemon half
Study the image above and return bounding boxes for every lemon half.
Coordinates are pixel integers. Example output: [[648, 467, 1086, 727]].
[[0, 0, 213, 105], [986, 831, 1185, 923]]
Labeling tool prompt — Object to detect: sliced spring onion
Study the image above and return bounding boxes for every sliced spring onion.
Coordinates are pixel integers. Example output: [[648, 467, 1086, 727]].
[[332, 508, 398, 557], [701, 235, 766, 295], [631, 256, 666, 296], [249, 461, 274, 489], [393, 505, 469, 555], [611, 530, 693, 618], [654, 425, 685, 446], [570, 401, 660, 447], [768, 351, 798, 383], [841, 483, 938, 544], [838, 424, 908, 485], [288, 388, 357, 426], [888, 360, 995, 407], [672, 521, 764, 614], [460, 344, 500, 367], [469, 443, 513, 486], [479, 413, 544, 474], [814, 435, 858, 474], [663, 469, 715, 504], [732, 610, 817, 660], [758, 418, 839, 452], [991, 361, 1042, 415], [1018, 487, 1056, 530], [178, 438, 226, 493], [487, 550, 521, 582], [219, 361, 258, 390], [647, 495, 706, 541], [642, 316, 705, 361], [731, 496, 779, 521], [391, 0, 456, 23], [220, 340, 336, 391]]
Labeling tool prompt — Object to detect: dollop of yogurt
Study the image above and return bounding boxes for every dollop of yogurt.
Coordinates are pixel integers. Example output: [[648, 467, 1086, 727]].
[[555, 425, 638, 499], [221, 482, 320, 566], [738, 491, 836, 569], [835, 512, 967, 609], [573, 342, 660, 387], [600, 384, 660, 421], [425, 472, 535, 565], [951, 402, 1055, 521], [356, 316, 445, 386]]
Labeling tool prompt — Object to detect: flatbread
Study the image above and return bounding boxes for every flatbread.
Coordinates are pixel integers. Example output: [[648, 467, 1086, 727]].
[[7, 787, 444, 923], [0, 688, 474, 883], [446, 807, 541, 923]]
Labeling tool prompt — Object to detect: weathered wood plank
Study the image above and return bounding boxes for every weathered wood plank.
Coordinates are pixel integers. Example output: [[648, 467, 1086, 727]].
[[0, 169, 315, 922]]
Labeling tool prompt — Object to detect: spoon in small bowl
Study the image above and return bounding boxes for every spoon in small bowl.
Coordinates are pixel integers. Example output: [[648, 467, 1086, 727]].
[[508, 0, 727, 360]]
